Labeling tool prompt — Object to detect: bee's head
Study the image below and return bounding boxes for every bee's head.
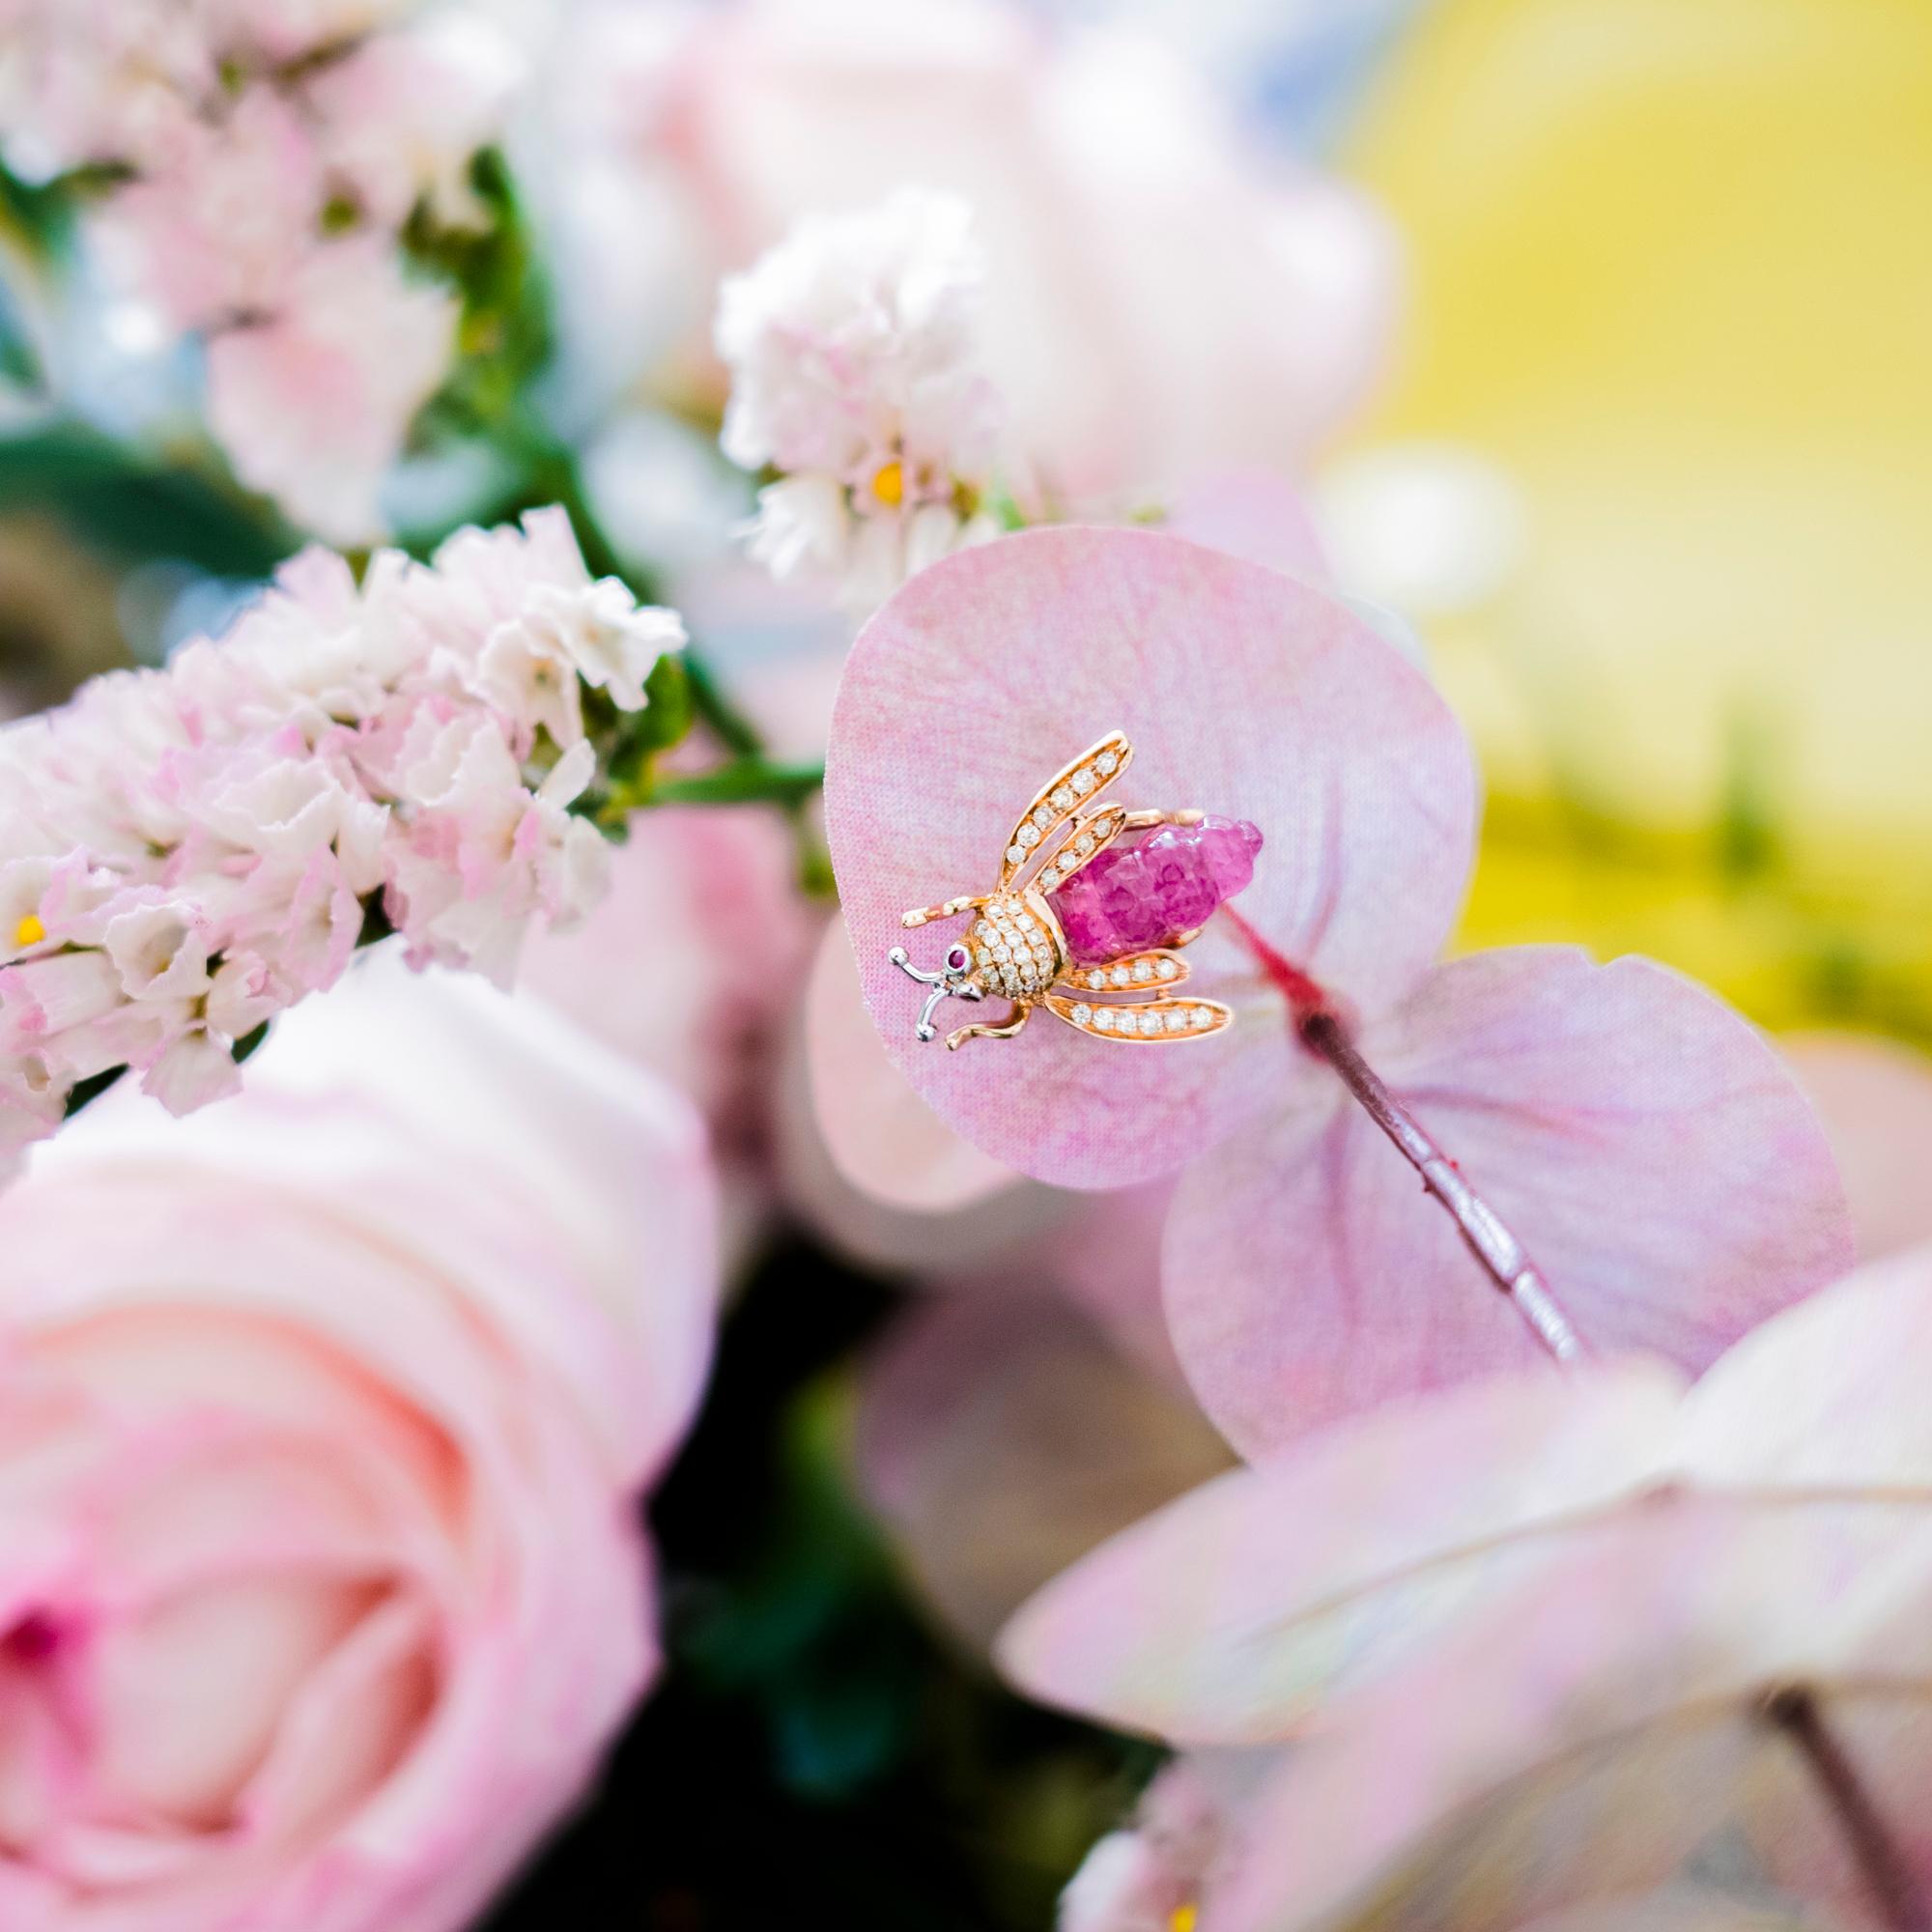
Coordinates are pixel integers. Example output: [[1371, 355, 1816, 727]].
[[888, 942, 984, 1041]]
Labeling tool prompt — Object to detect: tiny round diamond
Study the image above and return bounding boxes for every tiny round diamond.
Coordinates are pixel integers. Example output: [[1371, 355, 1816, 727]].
[[1075, 836, 1094, 857], [1087, 970, 1106, 989], [1007, 844, 1026, 865], [1096, 751, 1119, 774], [1033, 805, 1054, 829], [1070, 1003, 1092, 1024], [974, 921, 993, 940], [1017, 913, 1036, 930], [1131, 960, 1152, 982], [1110, 966, 1131, 987], [975, 948, 992, 967], [1072, 770, 1095, 795], [1190, 1007, 1214, 1029], [991, 942, 1010, 961], [1039, 866, 1060, 886], [1018, 824, 1040, 848], [1156, 959, 1179, 980], [1051, 786, 1074, 810], [1165, 1010, 1188, 1033], [1094, 1009, 1116, 1031]]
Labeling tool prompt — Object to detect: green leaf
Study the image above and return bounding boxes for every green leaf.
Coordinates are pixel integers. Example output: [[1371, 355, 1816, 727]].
[[0, 422, 297, 577]]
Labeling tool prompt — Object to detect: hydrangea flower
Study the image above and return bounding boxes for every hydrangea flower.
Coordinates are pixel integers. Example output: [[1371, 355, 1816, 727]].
[[824, 526, 1850, 1451], [1002, 1247, 1932, 1746], [715, 188, 1005, 611], [0, 507, 683, 1160], [1011, 1250, 1932, 1930]]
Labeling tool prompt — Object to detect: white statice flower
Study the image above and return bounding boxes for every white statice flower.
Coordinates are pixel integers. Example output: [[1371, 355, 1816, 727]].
[[715, 187, 1005, 613], [0, 508, 683, 1162]]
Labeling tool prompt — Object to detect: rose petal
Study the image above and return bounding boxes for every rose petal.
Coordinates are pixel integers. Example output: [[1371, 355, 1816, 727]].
[[1166, 947, 1854, 1458], [859, 1292, 1234, 1652], [826, 526, 1476, 1188], [997, 1361, 1684, 1745]]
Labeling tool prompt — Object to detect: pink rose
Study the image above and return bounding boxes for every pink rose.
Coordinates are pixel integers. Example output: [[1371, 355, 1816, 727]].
[[542, 0, 1398, 496], [0, 955, 720, 1930]]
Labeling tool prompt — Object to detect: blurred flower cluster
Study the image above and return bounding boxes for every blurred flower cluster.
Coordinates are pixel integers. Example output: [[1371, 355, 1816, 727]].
[[0, 0, 1926, 1929]]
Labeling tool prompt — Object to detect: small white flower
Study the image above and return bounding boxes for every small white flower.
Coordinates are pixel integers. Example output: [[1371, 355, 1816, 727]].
[[717, 188, 1004, 613]]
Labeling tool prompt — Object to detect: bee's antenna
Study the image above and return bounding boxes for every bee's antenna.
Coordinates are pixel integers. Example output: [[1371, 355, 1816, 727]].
[[889, 944, 982, 1041]]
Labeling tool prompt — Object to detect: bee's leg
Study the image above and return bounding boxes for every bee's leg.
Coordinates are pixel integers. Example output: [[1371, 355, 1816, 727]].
[[945, 1002, 1030, 1051], [899, 895, 985, 928]]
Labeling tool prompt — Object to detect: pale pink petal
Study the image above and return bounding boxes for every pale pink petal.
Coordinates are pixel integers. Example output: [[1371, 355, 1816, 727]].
[[1162, 469, 1332, 585], [860, 1292, 1234, 1652], [1785, 1032, 1932, 1264], [1212, 1501, 1932, 1932], [1166, 947, 1854, 1459], [1513, 1902, 1855, 1932], [1675, 1243, 1932, 1487], [997, 1362, 1683, 1744], [802, 920, 1021, 1214], [825, 526, 1476, 1188]]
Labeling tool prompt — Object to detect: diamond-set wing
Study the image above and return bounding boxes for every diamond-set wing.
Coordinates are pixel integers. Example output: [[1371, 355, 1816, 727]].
[[998, 731, 1133, 888], [1044, 992, 1231, 1041], [1058, 950, 1191, 995], [1037, 803, 1129, 894]]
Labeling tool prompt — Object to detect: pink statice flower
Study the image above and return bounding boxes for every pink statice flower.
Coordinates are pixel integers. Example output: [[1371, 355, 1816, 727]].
[[824, 526, 1851, 1455], [0, 0, 522, 543], [716, 188, 1004, 612], [204, 241, 458, 544], [0, 507, 684, 1161]]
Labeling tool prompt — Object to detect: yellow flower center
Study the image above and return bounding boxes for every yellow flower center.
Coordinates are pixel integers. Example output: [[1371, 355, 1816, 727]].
[[1171, 1907, 1199, 1932], [870, 459, 905, 507], [14, 914, 44, 948]]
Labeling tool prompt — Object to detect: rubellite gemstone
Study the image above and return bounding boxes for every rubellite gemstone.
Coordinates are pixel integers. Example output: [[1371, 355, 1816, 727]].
[[1052, 815, 1264, 963]]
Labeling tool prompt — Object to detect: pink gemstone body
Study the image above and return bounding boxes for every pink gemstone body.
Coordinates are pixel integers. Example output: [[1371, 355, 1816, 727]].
[[1052, 816, 1264, 963]]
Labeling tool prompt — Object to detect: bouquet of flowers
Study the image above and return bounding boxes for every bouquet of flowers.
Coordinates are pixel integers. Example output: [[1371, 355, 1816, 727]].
[[0, 2, 1927, 1929]]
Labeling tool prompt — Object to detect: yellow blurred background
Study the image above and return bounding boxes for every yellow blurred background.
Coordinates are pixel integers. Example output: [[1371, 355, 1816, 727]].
[[1340, 0, 1932, 1035]]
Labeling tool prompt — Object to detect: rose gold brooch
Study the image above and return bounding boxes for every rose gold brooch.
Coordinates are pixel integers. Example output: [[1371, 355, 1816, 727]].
[[889, 731, 1263, 1049]]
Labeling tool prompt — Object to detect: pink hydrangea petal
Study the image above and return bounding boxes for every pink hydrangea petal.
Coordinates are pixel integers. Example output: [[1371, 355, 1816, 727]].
[[997, 1360, 1685, 1745], [825, 526, 1476, 1188], [1676, 1244, 1932, 1487], [1212, 1501, 1932, 1932], [858, 1292, 1235, 1652], [1166, 947, 1856, 1460], [1513, 1904, 1857, 1932], [802, 919, 1022, 1214], [1784, 1032, 1932, 1264]]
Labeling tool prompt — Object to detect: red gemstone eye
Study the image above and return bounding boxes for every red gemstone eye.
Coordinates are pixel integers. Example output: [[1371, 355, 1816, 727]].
[[946, 946, 970, 972]]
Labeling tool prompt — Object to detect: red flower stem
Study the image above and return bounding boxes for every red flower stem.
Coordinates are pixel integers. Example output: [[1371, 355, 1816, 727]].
[[1763, 1686, 1929, 1932], [1218, 907, 1587, 1366]]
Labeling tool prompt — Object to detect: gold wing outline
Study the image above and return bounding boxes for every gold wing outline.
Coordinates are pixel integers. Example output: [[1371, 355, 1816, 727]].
[[997, 731, 1133, 888], [1044, 992, 1231, 1041]]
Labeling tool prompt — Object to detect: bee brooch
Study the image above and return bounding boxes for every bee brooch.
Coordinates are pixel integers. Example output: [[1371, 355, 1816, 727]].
[[889, 730, 1264, 1049]]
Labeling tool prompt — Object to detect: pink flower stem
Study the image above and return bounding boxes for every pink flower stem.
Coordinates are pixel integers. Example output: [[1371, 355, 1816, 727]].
[[1219, 906, 1587, 1366], [1762, 1686, 1929, 1932]]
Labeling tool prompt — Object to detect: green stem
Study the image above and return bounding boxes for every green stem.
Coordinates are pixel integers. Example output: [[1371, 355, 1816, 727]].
[[509, 423, 768, 759], [625, 756, 825, 813]]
